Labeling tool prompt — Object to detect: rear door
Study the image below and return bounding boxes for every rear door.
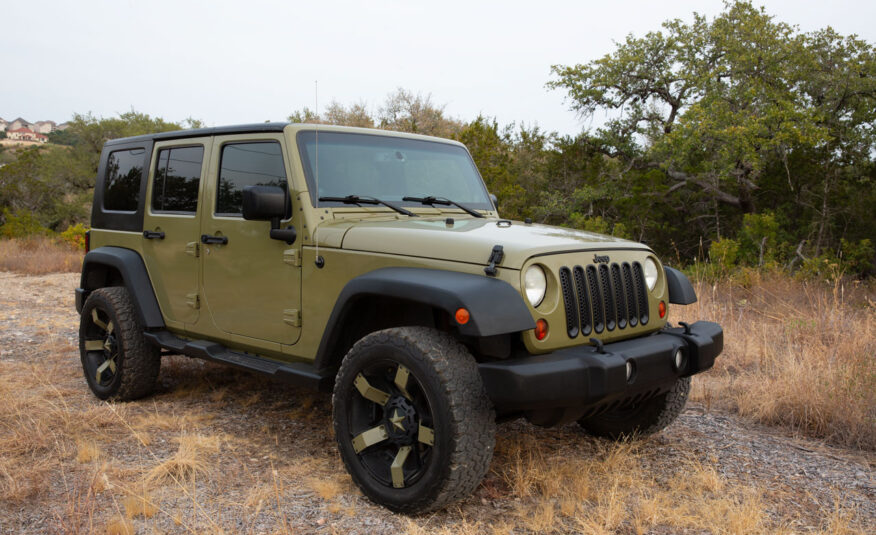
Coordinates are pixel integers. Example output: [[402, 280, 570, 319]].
[[199, 134, 302, 345], [142, 139, 210, 331]]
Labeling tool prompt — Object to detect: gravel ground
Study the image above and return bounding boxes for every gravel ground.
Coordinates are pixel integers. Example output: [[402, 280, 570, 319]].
[[0, 271, 872, 534]]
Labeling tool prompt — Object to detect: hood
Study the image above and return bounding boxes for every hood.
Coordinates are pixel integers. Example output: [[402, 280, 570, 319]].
[[318, 217, 649, 269]]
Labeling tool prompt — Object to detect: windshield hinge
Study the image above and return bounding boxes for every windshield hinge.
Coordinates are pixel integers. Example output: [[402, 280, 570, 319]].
[[484, 245, 504, 277]]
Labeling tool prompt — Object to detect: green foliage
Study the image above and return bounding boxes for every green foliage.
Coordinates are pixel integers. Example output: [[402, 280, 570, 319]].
[[737, 212, 781, 266], [455, 117, 525, 219], [709, 238, 740, 270], [47, 129, 79, 146], [0, 208, 47, 238], [548, 1, 875, 274], [839, 239, 875, 275]]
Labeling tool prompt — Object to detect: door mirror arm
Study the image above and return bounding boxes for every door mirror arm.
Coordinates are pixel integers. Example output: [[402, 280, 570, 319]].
[[269, 216, 297, 245]]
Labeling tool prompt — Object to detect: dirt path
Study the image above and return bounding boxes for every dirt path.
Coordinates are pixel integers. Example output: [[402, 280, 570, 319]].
[[0, 272, 872, 534]]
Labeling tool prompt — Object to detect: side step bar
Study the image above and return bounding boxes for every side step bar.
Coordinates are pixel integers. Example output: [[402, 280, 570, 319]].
[[143, 330, 333, 391]]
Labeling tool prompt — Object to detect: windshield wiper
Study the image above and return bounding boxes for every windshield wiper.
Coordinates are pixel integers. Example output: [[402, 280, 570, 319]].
[[318, 195, 418, 217], [402, 196, 485, 218]]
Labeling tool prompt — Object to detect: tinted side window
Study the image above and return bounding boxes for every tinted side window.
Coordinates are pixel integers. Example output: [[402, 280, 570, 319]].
[[104, 148, 145, 212], [152, 146, 204, 213], [217, 142, 287, 216]]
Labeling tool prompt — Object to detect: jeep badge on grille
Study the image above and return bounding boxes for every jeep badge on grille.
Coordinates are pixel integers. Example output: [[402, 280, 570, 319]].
[[593, 254, 610, 264]]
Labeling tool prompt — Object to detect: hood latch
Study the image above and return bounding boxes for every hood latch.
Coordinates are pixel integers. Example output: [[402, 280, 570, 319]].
[[484, 245, 504, 276]]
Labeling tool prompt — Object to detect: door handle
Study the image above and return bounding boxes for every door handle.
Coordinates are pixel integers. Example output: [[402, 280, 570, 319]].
[[201, 234, 228, 245], [143, 230, 165, 240]]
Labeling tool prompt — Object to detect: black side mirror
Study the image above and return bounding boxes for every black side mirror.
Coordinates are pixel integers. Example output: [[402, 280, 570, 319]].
[[489, 193, 498, 209], [243, 185, 286, 220], [242, 186, 297, 244]]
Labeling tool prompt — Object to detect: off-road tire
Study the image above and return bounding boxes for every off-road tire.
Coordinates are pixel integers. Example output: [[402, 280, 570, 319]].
[[578, 377, 691, 440], [79, 287, 160, 401], [332, 327, 495, 514]]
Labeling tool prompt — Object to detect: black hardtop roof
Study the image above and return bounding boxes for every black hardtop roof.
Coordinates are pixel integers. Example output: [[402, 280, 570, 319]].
[[104, 122, 289, 146]]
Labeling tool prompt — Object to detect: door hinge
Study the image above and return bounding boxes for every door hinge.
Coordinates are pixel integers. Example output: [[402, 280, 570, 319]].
[[283, 309, 301, 327], [283, 249, 301, 267], [186, 293, 200, 309], [185, 241, 200, 257]]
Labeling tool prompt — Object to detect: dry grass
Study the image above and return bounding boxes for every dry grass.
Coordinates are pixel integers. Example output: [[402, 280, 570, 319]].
[[145, 433, 223, 484], [1, 271, 873, 534], [677, 272, 876, 449], [122, 491, 158, 519], [483, 433, 768, 535], [0, 236, 83, 274]]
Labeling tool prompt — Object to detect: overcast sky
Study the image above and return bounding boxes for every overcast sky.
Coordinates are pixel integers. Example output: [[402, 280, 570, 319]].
[[3, 0, 874, 136]]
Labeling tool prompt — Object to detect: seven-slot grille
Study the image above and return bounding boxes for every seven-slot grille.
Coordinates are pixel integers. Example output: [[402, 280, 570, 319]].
[[560, 261, 649, 338]]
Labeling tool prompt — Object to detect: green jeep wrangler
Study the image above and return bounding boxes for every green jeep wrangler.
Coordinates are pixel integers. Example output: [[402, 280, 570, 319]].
[[76, 123, 722, 513]]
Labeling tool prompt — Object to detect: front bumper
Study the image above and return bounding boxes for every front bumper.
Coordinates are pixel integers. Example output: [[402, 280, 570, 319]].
[[478, 321, 722, 412]]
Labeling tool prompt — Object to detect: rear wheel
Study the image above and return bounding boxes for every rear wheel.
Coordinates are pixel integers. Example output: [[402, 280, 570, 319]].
[[79, 287, 160, 401], [578, 377, 691, 440], [332, 327, 495, 514]]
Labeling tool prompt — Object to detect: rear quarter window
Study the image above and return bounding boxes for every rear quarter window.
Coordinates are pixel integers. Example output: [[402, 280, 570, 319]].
[[103, 148, 145, 212]]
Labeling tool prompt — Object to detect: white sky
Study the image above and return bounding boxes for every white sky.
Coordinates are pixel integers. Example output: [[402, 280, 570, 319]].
[[3, 0, 874, 137]]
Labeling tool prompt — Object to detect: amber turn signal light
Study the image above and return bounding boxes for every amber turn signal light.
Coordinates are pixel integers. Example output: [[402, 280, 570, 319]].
[[659, 301, 666, 318], [455, 308, 470, 325], [534, 319, 548, 340]]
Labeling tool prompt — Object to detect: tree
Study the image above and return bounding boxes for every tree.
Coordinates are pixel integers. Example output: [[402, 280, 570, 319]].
[[288, 101, 374, 127], [378, 88, 463, 137], [548, 0, 875, 258]]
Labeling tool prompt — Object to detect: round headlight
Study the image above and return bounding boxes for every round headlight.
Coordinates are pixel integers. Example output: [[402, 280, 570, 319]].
[[644, 258, 659, 291], [523, 265, 547, 307]]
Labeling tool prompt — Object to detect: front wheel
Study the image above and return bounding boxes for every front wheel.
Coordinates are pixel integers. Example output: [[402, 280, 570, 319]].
[[332, 327, 495, 514], [578, 377, 691, 440]]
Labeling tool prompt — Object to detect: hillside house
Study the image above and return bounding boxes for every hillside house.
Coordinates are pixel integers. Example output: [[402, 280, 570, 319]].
[[6, 127, 48, 143], [0, 118, 7, 132]]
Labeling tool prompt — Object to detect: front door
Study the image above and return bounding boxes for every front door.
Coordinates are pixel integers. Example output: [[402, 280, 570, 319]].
[[142, 139, 210, 331], [199, 134, 302, 345]]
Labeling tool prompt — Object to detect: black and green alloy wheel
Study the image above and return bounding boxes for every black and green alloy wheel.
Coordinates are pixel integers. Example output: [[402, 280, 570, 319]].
[[79, 287, 160, 401], [333, 327, 495, 514]]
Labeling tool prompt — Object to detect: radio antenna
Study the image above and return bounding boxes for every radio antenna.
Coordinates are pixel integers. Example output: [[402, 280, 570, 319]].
[[314, 80, 320, 263]]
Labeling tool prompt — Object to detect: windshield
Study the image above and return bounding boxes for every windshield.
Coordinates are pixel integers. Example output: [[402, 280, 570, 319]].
[[297, 131, 493, 210]]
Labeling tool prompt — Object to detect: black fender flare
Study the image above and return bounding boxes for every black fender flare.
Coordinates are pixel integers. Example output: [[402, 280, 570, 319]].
[[78, 247, 165, 329], [664, 266, 697, 305], [314, 267, 535, 371]]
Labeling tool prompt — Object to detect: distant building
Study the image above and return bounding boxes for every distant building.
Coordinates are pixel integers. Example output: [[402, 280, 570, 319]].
[[6, 127, 48, 143], [33, 120, 57, 134], [7, 117, 34, 131], [0, 117, 7, 132]]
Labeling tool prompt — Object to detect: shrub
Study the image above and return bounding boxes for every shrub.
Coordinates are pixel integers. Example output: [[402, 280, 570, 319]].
[[737, 211, 780, 266], [59, 223, 88, 250], [0, 208, 47, 238], [708, 238, 739, 270]]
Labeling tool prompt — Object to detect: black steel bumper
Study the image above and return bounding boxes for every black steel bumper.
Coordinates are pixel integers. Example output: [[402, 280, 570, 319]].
[[478, 321, 723, 412]]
